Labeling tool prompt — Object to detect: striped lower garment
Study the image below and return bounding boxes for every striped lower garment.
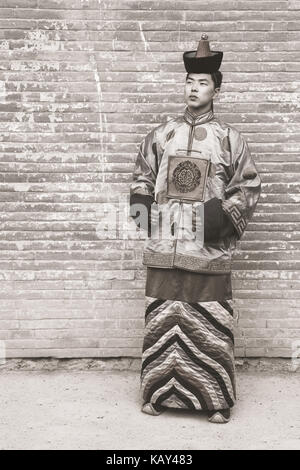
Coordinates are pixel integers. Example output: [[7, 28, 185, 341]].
[[140, 296, 237, 412]]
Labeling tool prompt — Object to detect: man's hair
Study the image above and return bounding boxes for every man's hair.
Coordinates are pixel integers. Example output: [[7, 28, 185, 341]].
[[186, 71, 223, 89]]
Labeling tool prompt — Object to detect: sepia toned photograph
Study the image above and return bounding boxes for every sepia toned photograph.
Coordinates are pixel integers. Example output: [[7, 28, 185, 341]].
[[0, 0, 299, 453]]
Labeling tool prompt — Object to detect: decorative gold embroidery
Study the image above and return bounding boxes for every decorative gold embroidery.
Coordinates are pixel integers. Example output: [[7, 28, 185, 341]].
[[142, 251, 232, 273], [172, 160, 201, 193], [167, 155, 210, 202], [223, 204, 246, 237], [174, 254, 232, 273]]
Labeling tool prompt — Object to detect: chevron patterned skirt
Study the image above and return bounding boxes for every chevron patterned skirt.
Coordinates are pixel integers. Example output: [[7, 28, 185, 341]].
[[140, 296, 237, 412]]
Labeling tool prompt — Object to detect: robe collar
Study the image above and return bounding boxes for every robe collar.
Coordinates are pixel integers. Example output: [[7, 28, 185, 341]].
[[183, 105, 214, 126]]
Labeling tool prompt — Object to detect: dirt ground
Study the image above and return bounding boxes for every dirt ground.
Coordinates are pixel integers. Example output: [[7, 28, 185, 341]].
[[0, 370, 299, 450]]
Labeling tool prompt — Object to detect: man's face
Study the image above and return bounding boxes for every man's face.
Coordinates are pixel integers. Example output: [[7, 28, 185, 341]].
[[184, 73, 219, 109]]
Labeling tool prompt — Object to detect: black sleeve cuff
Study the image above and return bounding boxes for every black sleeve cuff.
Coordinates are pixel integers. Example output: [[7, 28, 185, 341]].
[[204, 197, 237, 242], [129, 193, 155, 235]]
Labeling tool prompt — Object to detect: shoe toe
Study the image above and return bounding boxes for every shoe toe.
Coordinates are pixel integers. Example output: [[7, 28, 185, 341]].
[[141, 403, 164, 416], [207, 409, 230, 423]]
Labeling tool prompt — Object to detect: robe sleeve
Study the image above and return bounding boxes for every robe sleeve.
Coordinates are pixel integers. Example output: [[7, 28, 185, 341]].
[[221, 129, 262, 239], [129, 129, 160, 233]]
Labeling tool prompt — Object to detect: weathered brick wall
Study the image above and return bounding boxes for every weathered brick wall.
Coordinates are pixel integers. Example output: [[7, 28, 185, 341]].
[[0, 0, 299, 359]]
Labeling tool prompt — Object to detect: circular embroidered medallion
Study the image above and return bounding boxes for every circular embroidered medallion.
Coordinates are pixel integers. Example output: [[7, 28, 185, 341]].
[[194, 126, 207, 141], [172, 160, 201, 193]]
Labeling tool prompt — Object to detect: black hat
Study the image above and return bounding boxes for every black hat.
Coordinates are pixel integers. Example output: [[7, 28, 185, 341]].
[[183, 33, 223, 73]]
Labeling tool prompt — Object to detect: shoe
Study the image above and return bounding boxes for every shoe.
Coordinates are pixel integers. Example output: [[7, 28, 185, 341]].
[[207, 408, 231, 423], [141, 402, 165, 416]]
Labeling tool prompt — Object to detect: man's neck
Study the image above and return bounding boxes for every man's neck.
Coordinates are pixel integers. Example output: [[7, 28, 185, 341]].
[[188, 103, 212, 116]]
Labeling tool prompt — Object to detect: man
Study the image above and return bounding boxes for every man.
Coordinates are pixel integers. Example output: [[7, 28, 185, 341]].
[[129, 34, 261, 423]]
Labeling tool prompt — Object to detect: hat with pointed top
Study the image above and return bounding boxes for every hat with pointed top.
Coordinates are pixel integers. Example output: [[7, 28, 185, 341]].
[[183, 33, 223, 73]]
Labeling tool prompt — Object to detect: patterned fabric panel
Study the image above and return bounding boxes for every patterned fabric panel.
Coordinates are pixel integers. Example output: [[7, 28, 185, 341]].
[[140, 296, 237, 412]]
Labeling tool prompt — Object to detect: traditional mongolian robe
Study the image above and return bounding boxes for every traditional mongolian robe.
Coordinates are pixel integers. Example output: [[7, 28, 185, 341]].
[[129, 36, 261, 412]]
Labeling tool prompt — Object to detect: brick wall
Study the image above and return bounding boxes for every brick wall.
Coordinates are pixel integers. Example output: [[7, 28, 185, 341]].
[[0, 0, 299, 359]]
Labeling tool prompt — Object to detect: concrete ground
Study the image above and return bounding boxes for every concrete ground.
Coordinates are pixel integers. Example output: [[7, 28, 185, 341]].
[[0, 370, 299, 450]]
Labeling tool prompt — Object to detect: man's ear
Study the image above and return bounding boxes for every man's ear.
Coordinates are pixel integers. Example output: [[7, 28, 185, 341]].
[[213, 87, 220, 99]]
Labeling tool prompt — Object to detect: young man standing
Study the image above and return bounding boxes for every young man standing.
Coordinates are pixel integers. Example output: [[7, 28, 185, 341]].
[[130, 34, 261, 423]]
